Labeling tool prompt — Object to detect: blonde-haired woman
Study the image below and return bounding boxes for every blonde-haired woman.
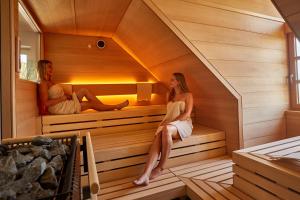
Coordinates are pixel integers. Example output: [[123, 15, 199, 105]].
[[37, 60, 129, 115], [134, 72, 193, 186]]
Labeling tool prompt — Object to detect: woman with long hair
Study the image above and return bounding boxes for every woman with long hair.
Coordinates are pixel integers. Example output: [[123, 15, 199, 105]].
[[37, 60, 129, 115], [133, 72, 193, 186]]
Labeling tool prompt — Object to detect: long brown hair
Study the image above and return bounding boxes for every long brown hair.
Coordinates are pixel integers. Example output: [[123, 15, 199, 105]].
[[37, 60, 52, 81], [168, 72, 190, 102]]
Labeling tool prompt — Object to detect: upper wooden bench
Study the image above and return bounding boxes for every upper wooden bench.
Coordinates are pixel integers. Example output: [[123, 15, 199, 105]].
[[41, 105, 166, 135], [232, 136, 300, 200]]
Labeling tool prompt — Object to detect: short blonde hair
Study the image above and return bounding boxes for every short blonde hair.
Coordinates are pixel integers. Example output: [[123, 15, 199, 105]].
[[37, 60, 52, 81]]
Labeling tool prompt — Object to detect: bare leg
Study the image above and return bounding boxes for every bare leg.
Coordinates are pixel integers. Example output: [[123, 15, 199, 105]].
[[76, 88, 129, 111], [80, 101, 129, 112], [151, 125, 180, 179], [76, 88, 99, 102], [133, 132, 162, 186]]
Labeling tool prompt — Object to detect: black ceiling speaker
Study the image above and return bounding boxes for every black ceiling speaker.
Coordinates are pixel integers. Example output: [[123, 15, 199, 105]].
[[96, 40, 105, 49]]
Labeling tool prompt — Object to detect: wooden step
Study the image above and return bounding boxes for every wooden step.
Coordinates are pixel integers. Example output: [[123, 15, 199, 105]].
[[98, 169, 186, 200], [181, 178, 253, 200], [93, 156, 254, 200], [232, 136, 300, 200], [170, 155, 234, 185]]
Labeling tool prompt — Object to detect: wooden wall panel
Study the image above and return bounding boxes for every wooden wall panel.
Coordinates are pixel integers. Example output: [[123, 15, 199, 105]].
[[153, 0, 289, 147], [185, 0, 282, 18], [286, 111, 300, 138], [115, 0, 241, 153], [44, 33, 157, 84], [15, 78, 40, 137]]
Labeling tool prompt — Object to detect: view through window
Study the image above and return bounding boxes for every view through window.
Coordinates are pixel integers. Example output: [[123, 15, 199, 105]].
[[289, 33, 300, 109], [18, 3, 40, 82], [295, 38, 300, 103]]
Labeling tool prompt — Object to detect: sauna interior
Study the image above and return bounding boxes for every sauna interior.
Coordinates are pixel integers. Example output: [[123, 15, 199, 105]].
[[1, 0, 300, 199]]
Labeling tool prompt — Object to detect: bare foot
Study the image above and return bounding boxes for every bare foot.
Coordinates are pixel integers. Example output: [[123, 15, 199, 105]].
[[150, 167, 163, 180], [117, 100, 129, 110], [133, 174, 149, 186]]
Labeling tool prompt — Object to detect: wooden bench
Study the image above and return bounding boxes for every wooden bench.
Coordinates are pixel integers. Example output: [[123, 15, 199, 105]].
[[232, 136, 300, 200], [81, 125, 226, 184], [41, 105, 166, 135]]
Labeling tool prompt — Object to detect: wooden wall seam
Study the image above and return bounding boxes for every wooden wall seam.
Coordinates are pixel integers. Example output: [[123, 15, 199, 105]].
[[182, 0, 284, 22]]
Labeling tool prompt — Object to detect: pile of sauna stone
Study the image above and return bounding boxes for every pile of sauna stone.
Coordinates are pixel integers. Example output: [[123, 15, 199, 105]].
[[0, 136, 70, 200]]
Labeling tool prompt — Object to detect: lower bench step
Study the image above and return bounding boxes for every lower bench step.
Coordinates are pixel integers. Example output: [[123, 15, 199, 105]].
[[98, 169, 186, 200], [181, 178, 253, 200]]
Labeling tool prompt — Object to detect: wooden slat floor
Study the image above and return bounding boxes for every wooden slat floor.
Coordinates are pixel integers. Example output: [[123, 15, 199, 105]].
[[98, 156, 253, 200]]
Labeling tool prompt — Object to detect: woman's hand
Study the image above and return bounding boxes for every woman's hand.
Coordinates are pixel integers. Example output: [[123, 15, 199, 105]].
[[159, 120, 168, 127], [61, 95, 68, 101], [176, 114, 189, 121], [65, 94, 72, 100]]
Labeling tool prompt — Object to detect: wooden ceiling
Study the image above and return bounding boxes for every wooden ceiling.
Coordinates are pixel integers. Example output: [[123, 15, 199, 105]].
[[21, 0, 132, 37], [271, 0, 300, 39]]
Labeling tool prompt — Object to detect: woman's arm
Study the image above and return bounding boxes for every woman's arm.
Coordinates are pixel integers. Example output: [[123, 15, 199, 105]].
[[39, 82, 67, 108], [175, 93, 193, 121]]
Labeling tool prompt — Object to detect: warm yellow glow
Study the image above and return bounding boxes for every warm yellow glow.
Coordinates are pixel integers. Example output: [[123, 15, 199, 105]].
[[63, 80, 156, 85], [82, 94, 158, 105]]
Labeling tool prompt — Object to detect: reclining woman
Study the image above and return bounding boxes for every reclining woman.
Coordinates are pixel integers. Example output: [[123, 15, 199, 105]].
[[134, 72, 193, 186], [38, 60, 129, 115]]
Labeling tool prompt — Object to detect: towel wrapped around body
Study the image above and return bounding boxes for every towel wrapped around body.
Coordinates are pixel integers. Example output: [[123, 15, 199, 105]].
[[47, 84, 81, 115], [155, 101, 193, 140]]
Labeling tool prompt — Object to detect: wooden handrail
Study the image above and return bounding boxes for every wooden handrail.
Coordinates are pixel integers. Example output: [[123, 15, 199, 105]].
[[85, 131, 100, 195]]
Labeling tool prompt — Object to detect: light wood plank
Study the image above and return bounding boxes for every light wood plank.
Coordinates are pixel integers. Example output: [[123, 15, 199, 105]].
[[233, 175, 280, 200], [233, 165, 300, 200]]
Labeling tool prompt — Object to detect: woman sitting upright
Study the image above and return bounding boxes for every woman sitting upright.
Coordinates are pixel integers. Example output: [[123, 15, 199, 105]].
[[37, 60, 129, 115], [134, 72, 193, 186]]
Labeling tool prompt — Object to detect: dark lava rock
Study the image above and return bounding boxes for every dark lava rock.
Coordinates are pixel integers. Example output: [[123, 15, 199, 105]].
[[11, 150, 34, 168], [35, 188, 54, 199], [40, 166, 58, 189], [48, 155, 64, 172], [16, 182, 54, 200], [2, 179, 32, 195], [31, 146, 52, 160], [63, 144, 70, 155], [31, 136, 52, 146], [23, 157, 46, 182], [49, 144, 66, 157], [14, 146, 32, 154], [16, 166, 26, 179], [0, 144, 9, 156], [0, 189, 16, 200], [0, 156, 17, 186]]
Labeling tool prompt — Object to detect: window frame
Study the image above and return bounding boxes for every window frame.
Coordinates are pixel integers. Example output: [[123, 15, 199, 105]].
[[288, 32, 300, 110], [18, 0, 42, 83]]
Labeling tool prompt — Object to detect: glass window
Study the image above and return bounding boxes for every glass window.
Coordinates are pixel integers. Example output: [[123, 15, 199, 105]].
[[296, 38, 300, 57], [18, 3, 40, 82], [290, 34, 300, 109], [297, 59, 300, 81]]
